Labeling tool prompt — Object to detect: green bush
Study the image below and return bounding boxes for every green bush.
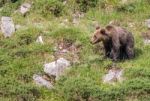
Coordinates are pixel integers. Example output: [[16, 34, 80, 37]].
[[34, 0, 64, 17], [75, 0, 98, 12], [55, 77, 126, 101], [0, 77, 40, 101], [56, 77, 102, 101], [116, 3, 135, 13], [55, 75, 150, 101], [0, 0, 19, 7], [0, 0, 22, 16]]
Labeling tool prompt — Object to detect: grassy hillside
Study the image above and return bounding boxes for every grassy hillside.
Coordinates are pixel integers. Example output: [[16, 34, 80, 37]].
[[0, 0, 150, 101]]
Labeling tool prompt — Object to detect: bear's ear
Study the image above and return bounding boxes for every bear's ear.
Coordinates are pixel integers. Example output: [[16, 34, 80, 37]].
[[106, 25, 114, 31], [100, 29, 106, 35], [96, 26, 100, 30]]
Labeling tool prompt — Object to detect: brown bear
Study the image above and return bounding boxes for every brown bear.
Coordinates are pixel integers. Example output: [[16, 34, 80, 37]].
[[91, 25, 134, 61]]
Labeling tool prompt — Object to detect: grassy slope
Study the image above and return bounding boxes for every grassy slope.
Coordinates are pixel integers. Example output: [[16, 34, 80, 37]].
[[0, 0, 150, 101]]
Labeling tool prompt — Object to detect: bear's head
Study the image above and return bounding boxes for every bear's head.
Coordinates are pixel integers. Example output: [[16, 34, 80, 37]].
[[90, 26, 110, 44]]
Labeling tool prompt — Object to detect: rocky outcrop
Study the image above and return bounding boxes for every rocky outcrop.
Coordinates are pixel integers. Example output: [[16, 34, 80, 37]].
[[1, 17, 15, 37], [44, 58, 71, 80]]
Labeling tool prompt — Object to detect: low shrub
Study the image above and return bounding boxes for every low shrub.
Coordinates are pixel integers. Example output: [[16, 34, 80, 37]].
[[56, 77, 102, 101], [0, 0, 22, 16], [75, 0, 98, 12], [55, 75, 150, 101], [116, 3, 135, 13], [34, 0, 64, 17], [0, 0, 19, 7], [50, 27, 88, 44]]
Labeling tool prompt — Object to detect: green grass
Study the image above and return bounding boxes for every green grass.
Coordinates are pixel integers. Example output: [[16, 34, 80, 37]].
[[0, 0, 150, 101]]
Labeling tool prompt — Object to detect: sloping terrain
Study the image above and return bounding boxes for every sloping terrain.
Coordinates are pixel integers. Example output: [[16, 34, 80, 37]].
[[0, 0, 150, 101]]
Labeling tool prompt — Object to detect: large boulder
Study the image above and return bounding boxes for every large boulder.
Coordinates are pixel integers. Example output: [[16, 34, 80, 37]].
[[1, 17, 15, 37], [44, 58, 71, 80]]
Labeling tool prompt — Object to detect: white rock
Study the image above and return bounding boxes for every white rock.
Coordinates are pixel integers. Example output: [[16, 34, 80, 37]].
[[103, 69, 123, 84], [1, 17, 15, 37], [36, 36, 44, 44], [145, 19, 150, 28], [44, 58, 70, 80], [20, 3, 31, 15], [33, 74, 53, 89], [115, 70, 123, 82], [144, 39, 150, 44]]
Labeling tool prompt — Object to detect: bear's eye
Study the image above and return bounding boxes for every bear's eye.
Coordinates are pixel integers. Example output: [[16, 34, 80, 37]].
[[94, 35, 97, 39]]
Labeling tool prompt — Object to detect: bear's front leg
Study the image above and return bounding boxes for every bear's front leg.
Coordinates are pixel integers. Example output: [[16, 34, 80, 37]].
[[110, 37, 121, 61], [126, 45, 134, 59], [110, 41, 120, 61], [110, 48, 120, 61], [103, 41, 112, 58], [104, 47, 111, 58]]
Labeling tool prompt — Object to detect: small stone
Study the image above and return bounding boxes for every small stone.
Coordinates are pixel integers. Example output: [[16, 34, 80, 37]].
[[20, 3, 31, 15], [36, 36, 44, 44], [33, 74, 53, 89], [1, 17, 15, 37], [63, 0, 67, 5]]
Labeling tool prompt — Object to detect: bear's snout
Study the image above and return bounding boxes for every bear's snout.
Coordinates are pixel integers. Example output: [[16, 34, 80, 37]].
[[90, 36, 95, 44], [90, 40, 94, 44]]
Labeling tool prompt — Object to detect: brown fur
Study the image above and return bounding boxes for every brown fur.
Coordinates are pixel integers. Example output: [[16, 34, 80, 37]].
[[91, 25, 134, 61]]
